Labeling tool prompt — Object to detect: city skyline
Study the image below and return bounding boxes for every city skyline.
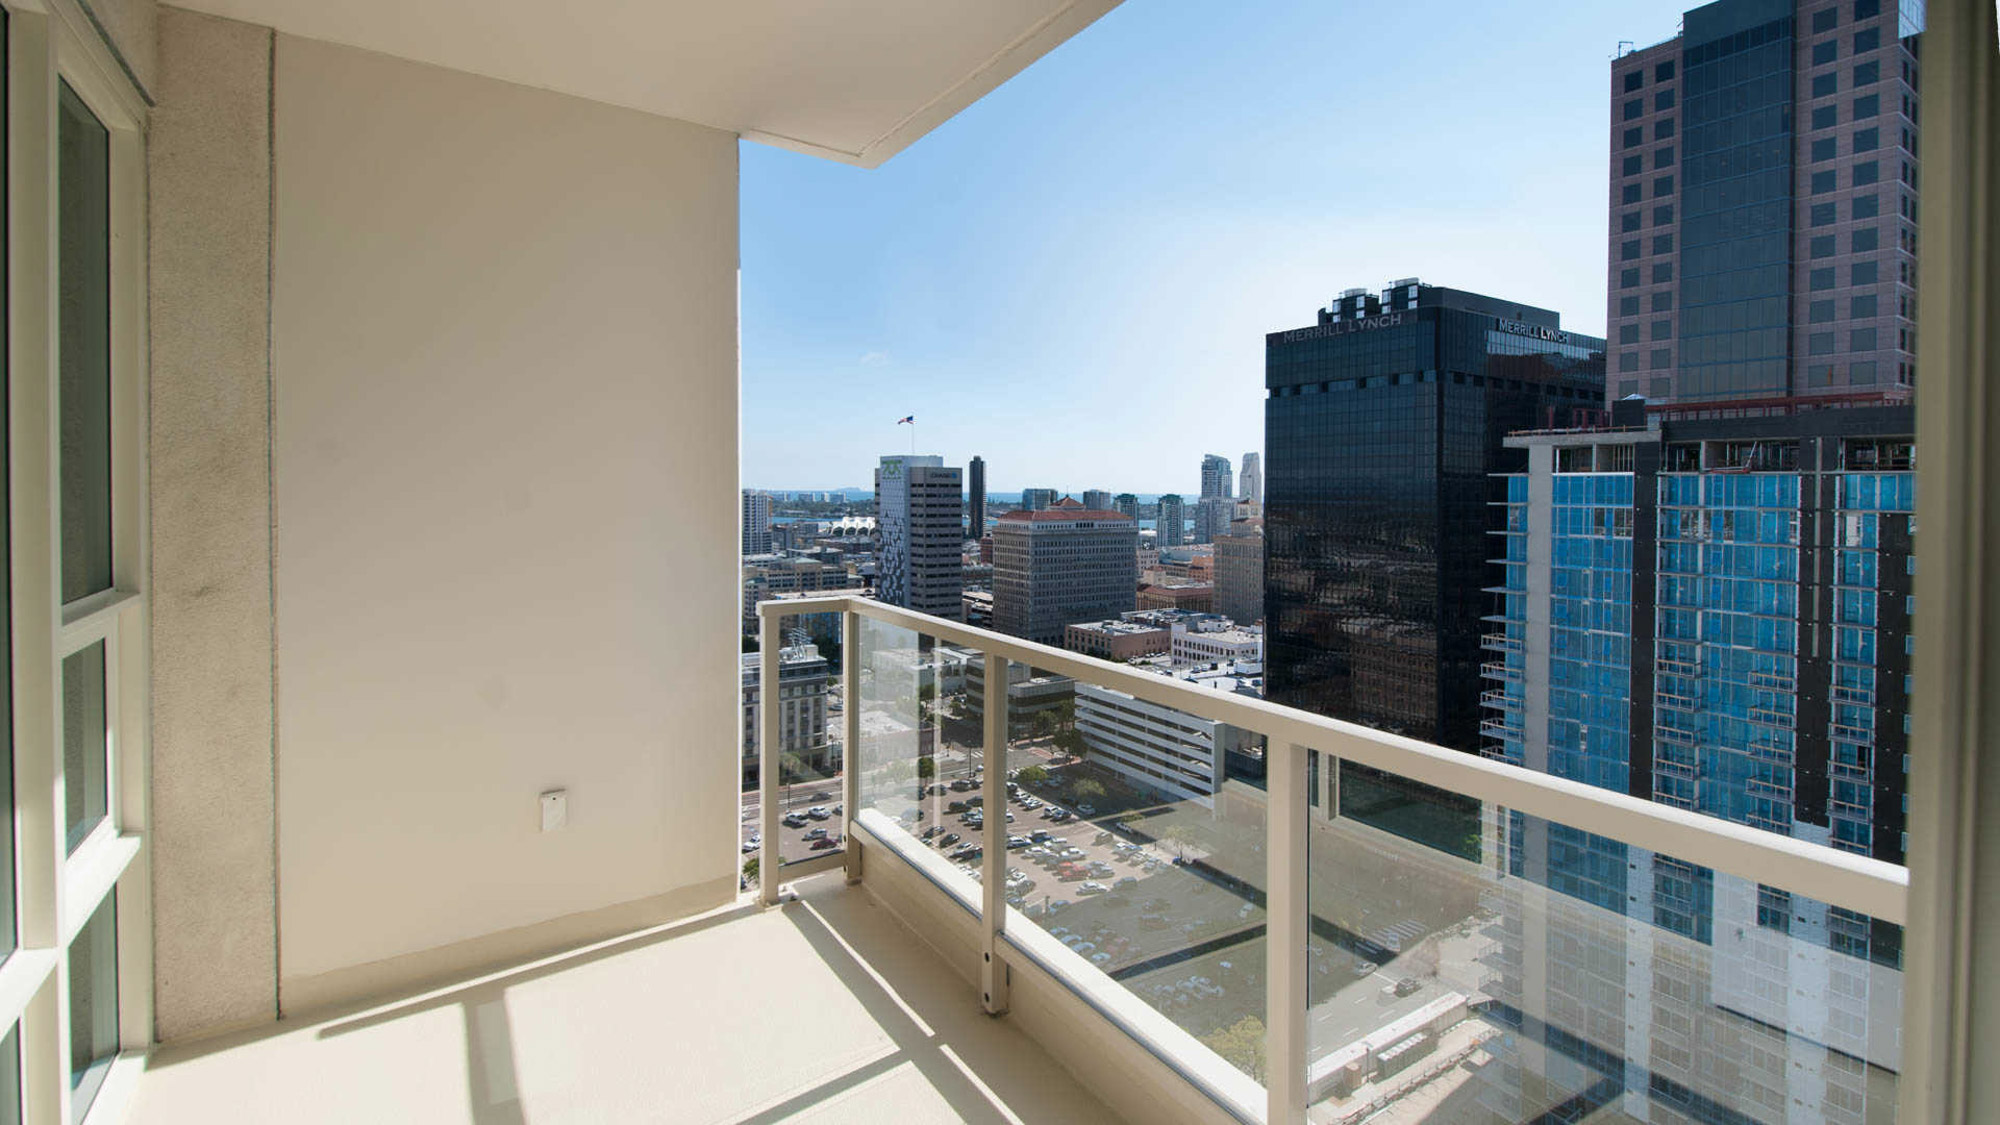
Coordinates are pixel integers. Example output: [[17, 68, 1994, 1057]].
[[740, 0, 1694, 492]]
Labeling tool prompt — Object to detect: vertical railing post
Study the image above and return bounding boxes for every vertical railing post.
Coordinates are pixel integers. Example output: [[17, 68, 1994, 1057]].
[[842, 607, 863, 883], [979, 651, 1011, 1014], [758, 606, 782, 906], [1266, 742, 1309, 1122], [1324, 751, 1339, 819]]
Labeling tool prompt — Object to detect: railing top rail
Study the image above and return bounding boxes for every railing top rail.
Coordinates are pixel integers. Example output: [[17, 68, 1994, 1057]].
[[757, 594, 1909, 923]]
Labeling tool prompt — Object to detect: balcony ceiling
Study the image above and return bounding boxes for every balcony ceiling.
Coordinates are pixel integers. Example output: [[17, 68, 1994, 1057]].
[[174, 0, 1121, 167]]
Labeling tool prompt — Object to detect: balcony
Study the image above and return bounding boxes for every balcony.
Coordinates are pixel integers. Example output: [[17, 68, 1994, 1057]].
[[735, 596, 1907, 1122], [1833, 684, 1879, 706], [1480, 633, 1524, 655], [1481, 660, 1524, 684]]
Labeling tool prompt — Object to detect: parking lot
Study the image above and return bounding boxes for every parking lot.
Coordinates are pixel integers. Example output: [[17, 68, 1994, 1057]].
[[744, 691, 1503, 1092]]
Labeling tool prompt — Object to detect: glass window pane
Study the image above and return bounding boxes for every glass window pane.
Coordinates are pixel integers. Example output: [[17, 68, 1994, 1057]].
[[63, 642, 108, 854], [1006, 663, 1269, 1095], [58, 82, 112, 605], [852, 620, 982, 903], [67, 897, 118, 1122]]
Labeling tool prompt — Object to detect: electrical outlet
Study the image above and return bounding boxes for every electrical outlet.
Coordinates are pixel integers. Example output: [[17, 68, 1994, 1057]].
[[541, 789, 567, 831]]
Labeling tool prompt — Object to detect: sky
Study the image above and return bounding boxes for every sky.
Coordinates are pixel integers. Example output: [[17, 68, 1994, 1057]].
[[741, 0, 1697, 496]]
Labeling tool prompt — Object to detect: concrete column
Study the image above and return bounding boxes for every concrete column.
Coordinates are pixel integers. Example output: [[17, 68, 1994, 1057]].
[[146, 6, 278, 1041]]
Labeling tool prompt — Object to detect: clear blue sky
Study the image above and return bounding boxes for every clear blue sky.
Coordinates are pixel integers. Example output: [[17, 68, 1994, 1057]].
[[741, 0, 1694, 496]]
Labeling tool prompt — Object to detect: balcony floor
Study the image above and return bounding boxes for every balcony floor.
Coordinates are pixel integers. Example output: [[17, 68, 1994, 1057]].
[[129, 871, 1123, 1124]]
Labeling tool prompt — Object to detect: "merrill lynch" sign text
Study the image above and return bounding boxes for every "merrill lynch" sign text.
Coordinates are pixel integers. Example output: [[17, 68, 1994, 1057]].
[[1269, 312, 1408, 344]]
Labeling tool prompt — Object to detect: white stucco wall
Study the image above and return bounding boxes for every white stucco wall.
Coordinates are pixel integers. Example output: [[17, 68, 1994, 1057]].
[[268, 34, 740, 1007]]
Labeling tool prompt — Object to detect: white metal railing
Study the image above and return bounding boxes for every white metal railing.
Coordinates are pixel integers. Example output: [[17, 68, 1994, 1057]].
[[757, 594, 1911, 1124]]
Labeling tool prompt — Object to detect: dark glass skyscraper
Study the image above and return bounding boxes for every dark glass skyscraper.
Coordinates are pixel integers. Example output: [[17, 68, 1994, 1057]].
[[968, 455, 986, 536], [1264, 280, 1606, 760]]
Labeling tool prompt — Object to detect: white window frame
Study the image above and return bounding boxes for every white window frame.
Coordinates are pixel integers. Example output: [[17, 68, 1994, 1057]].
[[0, 3, 151, 1125]]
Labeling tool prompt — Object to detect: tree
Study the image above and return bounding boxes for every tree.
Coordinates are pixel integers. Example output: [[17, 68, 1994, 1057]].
[[1159, 823, 1192, 861], [1072, 778, 1106, 803], [741, 856, 759, 885], [1031, 710, 1058, 740], [1054, 729, 1088, 761], [916, 755, 936, 780], [1054, 697, 1077, 735], [1015, 764, 1049, 786], [1200, 1015, 1267, 1082]]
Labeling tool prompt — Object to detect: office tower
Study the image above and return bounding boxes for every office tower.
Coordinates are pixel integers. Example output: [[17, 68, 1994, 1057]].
[[968, 455, 987, 537], [1156, 494, 1186, 548], [1606, 0, 1921, 405], [1264, 279, 1604, 755], [992, 505, 1138, 644], [1200, 454, 1233, 500], [1239, 452, 1262, 504], [1113, 493, 1140, 520], [874, 455, 964, 621], [1213, 517, 1264, 626], [1081, 489, 1113, 513], [1020, 488, 1058, 511], [741, 489, 773, 556], [1193, 495, 1234, 545]]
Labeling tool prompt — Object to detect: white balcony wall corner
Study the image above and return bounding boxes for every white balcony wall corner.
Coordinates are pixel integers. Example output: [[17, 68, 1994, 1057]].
[[266, 31, 742, 1012], [143, 21, 741, 1025], [146, 3, 277, 1044]]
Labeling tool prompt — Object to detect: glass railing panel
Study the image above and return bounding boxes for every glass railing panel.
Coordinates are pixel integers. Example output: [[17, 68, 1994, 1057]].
[[748, 611, 847, 870], [1303, 761, 1903, 1124], [1001, 660, 1269, 1086], [851, 618, 981, 901]]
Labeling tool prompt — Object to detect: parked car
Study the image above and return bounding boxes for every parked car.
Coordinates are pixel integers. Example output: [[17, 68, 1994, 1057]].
[[1078, 882, 1109, 896], [921, 825, 942, 840], [940, 832, 960, 846], [1077, 804, 1097, 816], [741, 837, 760, 853], [807, 806, 832, 821], [810, 837, 838, 851], [782, 813, 809, 828], [1114, 876, 1139, 890], [804, 827, 828, 840]]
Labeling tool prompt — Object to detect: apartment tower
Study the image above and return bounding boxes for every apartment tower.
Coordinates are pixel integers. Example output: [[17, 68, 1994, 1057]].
[[742, 489, 773, 556]]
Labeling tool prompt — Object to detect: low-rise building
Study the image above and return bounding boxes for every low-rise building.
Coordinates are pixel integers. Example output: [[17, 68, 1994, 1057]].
[[1171, 626, 1263, 668], [962, 589, 995, 628], [1074, 659, 1263, 807], [964, 659, 1074, 738], [1136, 581, 1214, 613], [1064, 619, 1171, 661], [742, 556, 862, 630]]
